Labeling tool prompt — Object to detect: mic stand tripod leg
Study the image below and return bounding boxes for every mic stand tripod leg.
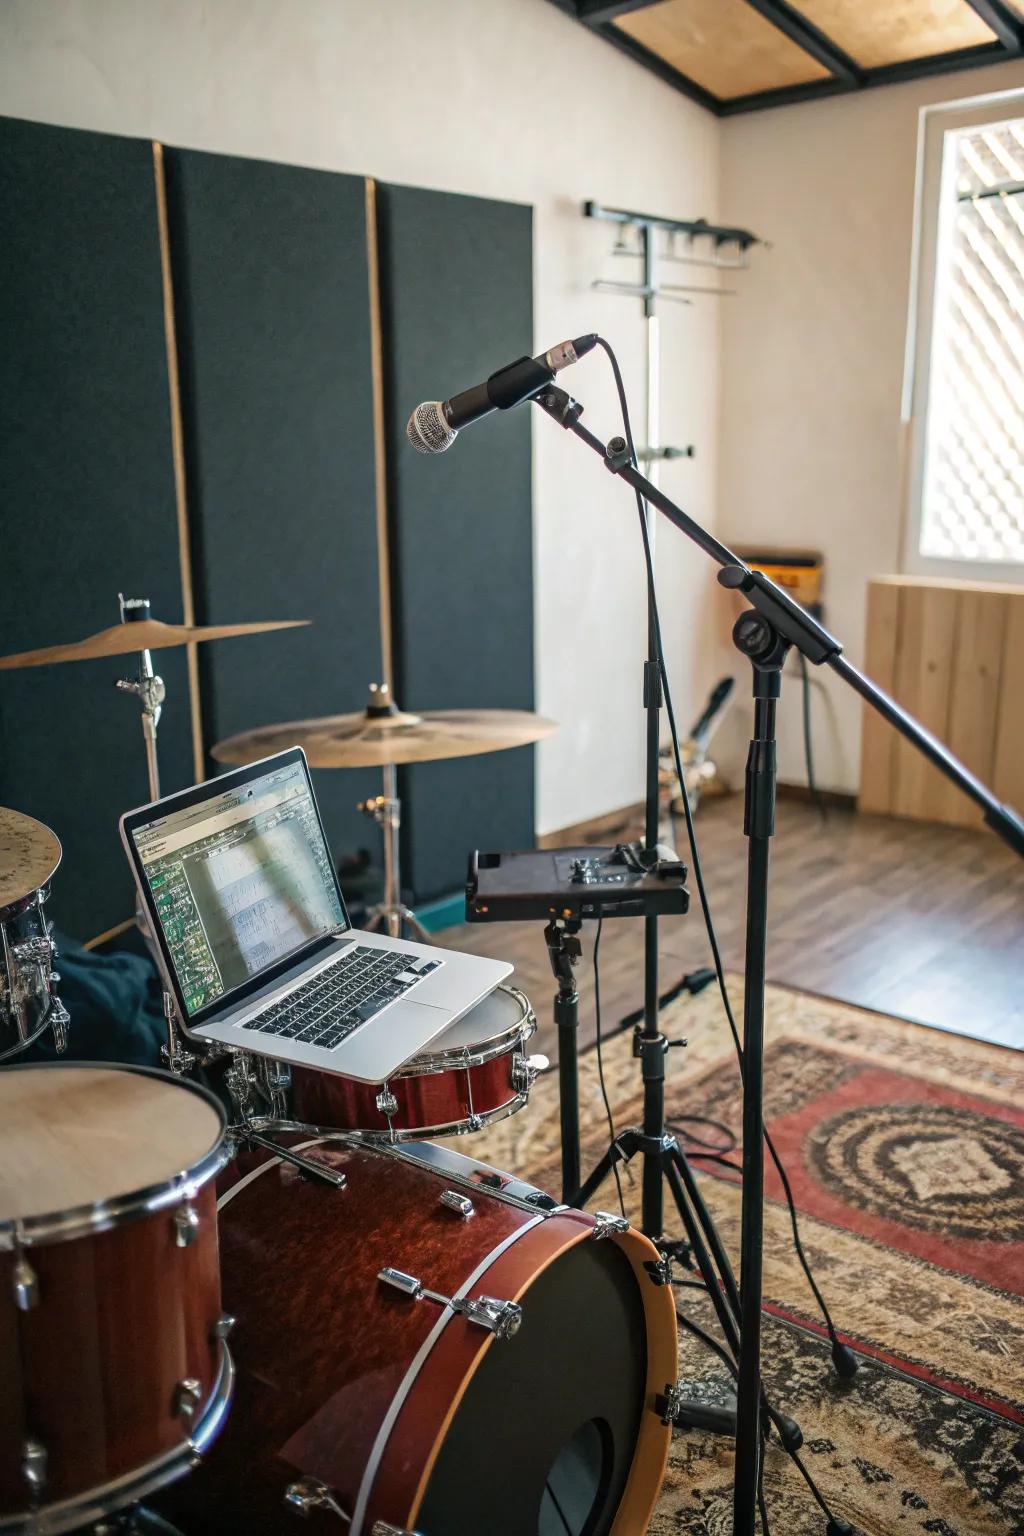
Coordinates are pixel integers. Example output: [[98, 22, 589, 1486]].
[[544, 916, 583, 1205]]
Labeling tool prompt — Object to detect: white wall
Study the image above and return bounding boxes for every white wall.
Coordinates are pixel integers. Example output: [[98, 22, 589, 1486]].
[[717, 59, 1024, 795], [0, 0, 722, 836]]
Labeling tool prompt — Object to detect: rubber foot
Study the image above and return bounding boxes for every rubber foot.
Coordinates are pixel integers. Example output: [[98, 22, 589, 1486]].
[[826, 1519, 855, 1536], [831, 1341, 859, 1379]]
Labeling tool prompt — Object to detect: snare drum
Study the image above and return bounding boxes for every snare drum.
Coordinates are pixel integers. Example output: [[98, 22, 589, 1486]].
[[291, 984, 547, 1140], [159, 1136, 677, 1535], [0, 1064, 234, 1534]]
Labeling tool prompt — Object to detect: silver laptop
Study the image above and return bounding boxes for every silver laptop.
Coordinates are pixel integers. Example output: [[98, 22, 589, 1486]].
[[120, 748, 511, 1083]]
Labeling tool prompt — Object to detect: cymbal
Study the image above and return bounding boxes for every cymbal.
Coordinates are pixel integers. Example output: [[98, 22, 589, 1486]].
[[0, 618, 310, 671], [0, 808, 62, 912], [213, 706, 558, 769]]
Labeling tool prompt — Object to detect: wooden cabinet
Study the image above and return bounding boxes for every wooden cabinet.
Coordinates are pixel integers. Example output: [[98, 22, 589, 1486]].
[[859, 575, 1024, 827]]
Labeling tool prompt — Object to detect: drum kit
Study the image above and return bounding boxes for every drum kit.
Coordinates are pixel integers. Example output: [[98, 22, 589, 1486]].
[[0, 605, 677, 1534]]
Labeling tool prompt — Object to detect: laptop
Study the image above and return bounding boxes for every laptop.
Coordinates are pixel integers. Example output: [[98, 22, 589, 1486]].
[[120, 748, 511, 1083]]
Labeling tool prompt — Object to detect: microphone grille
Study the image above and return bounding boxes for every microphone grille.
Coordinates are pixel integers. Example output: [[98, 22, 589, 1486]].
[[406, 401, 457, 454]]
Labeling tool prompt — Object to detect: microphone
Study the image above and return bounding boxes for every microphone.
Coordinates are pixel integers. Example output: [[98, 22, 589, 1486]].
[[406, 334, 597, 454]]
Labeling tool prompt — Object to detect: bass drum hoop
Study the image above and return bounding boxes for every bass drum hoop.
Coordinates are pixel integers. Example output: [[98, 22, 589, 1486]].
[[396, 985, 536, 1077]]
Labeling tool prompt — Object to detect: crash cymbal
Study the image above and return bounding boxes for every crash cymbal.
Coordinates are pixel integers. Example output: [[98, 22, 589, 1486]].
[[0, 808, 62, 912], [213, 690, 557, 769], [0, 618, 310, 671]]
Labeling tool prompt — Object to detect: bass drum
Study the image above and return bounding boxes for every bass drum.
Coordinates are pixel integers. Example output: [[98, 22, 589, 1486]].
[[158, 1137, 677, 1536]]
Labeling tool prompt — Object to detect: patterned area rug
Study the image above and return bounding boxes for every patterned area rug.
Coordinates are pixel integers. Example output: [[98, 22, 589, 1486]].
[[458, 981, 1024, 1535]]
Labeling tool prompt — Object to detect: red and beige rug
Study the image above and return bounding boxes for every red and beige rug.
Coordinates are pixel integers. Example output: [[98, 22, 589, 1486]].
[[461, 980, 1024, 1535]]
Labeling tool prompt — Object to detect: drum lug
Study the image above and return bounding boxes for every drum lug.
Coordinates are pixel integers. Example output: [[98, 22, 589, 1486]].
[[644, 1253, 674, 1286], [655, 1381, 683, 1426], [12, 1254, 39, 1310], [438, 1189, 475, 1218], [22, 1437, 47, 1497], [378, 1268, 523, 1340], [213, 1312, 236, 1340], [173, 1204, 201, 1247], [284, 1475, 349, 1521], [510, 1052, 548, 1093], [174, 1377, 204, 1427], [376, 1086, 399, 1118], [591, 1211, 630, 1240]]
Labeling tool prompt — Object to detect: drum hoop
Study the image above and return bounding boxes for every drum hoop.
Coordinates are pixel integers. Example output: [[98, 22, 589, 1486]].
[[0, 1062, 231, 1249], [0, 1335, 234, 1535], [398, 986, 536, 1076], [350, 1213, 549, 1536], [341, 1092, 529, 1144]]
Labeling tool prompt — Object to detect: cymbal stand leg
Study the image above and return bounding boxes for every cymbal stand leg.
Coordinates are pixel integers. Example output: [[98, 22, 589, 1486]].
[[359, 763, 431, 941]]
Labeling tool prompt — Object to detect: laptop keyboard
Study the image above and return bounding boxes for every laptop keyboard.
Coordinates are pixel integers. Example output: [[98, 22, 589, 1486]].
[[242, 945, 442, 1052]]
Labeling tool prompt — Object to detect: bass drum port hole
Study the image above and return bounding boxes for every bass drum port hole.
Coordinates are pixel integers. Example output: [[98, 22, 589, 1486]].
[[539, 1417, 614, 1535]]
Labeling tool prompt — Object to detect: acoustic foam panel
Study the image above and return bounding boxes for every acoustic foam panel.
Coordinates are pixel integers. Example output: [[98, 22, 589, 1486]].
[[162, 149, 384, 877], [377, 184, 535, 902], [0, 117, 192, 940]]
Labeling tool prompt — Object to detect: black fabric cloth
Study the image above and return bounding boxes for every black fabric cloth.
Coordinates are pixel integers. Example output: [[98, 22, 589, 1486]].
[[24, 931, 165, 1067]]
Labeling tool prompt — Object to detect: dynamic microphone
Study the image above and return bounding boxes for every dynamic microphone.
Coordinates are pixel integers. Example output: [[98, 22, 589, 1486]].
[[406, 334, 597, 454]]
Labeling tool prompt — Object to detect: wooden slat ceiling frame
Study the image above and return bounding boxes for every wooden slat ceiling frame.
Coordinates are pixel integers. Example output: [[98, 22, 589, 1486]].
[[548, 0, 1024, 115]]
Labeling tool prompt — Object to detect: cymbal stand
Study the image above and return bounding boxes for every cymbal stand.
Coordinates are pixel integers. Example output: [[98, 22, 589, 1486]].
[[115, 595, 166, 957], [359, 762, 431, 941]]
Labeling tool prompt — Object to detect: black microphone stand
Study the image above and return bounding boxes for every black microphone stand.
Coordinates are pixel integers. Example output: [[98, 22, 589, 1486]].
[[532, 383, 1024, 1536]]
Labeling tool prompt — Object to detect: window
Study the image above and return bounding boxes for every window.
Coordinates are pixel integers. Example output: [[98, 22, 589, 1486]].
[[904, 92, 1024, 580]]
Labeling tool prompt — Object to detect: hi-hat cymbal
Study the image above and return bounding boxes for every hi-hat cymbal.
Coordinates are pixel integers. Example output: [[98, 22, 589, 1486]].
[[213, 704, 558, 769], [0, 808, 62, 913], [0, 618, 310, 671]]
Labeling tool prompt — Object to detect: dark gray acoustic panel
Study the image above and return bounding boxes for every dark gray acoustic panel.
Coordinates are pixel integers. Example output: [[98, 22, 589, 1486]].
[[0, 117, 190, 940], [162, 149, 383, 872], [377, 184, 535, 901]]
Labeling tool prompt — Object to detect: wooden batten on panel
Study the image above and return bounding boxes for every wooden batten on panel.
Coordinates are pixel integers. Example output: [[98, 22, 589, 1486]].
[[796, 0, 997, 69], [858, 580, 901, 814], [993, 597, 1024, 813], [152, 140, 204, 785], [859, 576, 1023, 830], [613, 0, 830, 99], [364, 176, 394, 696]]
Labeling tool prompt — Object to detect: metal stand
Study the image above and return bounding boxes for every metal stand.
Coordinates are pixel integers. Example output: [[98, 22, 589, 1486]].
[[359, 761, 431, 941], [543, 915, 583, 1202], [533, 380, 1024, 1536], [115, 595, 166, 959]]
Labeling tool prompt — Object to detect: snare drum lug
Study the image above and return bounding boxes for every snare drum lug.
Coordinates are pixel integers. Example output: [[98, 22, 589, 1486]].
[[174, 1377, 204, 1426], [511, 1052, 548, 1093], [591, 1211, 630, 1240], [22, 1437, 47, 1496], [12, 1254, 38, 1310], [439, 1189, 475, 1218], [375, 1087, 399, 1118], [284, 1476, 349, 1520], [173, 1204, 201, 1247]]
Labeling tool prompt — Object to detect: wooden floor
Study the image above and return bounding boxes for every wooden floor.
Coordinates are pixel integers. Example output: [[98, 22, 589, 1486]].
[[440, 795, 1024, 1058]]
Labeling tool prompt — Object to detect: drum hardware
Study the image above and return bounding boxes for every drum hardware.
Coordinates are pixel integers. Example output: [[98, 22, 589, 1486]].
[[591, 1212, 631, 1240], [12, 1253, 39, 1310], [357, 753, 429, 944], [378, 1267, 524, 1340], [284, 1477, 349, 1520], [438, 1189, 474, 1218], [172, 1380, 203, 1430], [172, 1205, 201, 1248]]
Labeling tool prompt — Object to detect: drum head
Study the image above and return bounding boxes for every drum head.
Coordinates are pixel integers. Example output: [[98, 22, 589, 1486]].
[[417, 1239, 646, 1535], [0, 1064, 224, 1225], [411, 984, 527, 1059]]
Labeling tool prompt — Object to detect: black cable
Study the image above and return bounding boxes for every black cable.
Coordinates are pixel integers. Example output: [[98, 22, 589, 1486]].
[[592, 915, 626, 1219], [593, 334, 854, 1367], [669, 1115, 737, 1154], [798, 650, 828, 823]]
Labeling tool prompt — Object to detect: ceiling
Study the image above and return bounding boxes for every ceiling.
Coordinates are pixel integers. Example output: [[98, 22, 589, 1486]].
[[548, 0, 1024, 114]]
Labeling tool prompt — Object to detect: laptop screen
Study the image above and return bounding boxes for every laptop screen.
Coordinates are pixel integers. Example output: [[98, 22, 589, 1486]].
[[130, 757, 347, 1016]]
